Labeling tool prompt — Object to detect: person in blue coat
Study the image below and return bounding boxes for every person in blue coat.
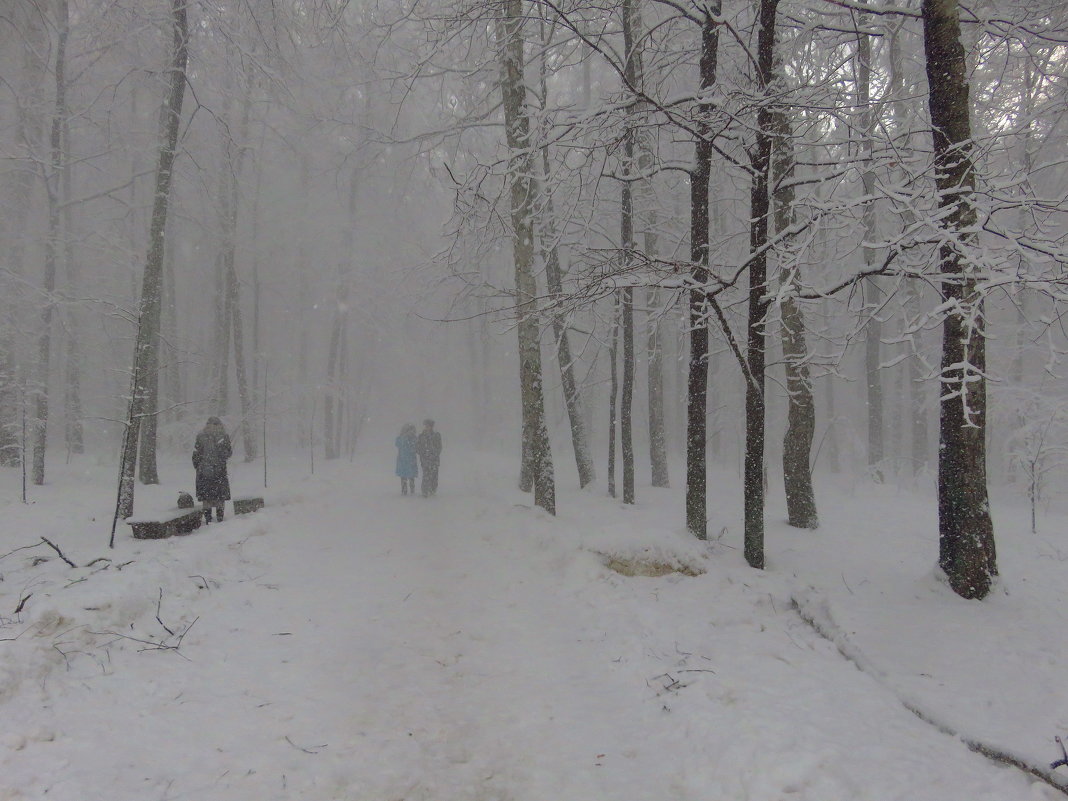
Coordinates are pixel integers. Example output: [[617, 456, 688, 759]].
[[395, 423, 418, 495]]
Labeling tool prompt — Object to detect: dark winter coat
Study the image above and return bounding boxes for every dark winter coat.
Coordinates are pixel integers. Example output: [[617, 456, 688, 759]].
[[193, 424, 232, 502], [395, 434, 418, 478], [416, 429, 442, 466]]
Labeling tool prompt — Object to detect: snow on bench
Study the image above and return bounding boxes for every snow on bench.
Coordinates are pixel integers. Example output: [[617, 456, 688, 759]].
[[233, 497, 264, 515], [127, 507, 203, 539]]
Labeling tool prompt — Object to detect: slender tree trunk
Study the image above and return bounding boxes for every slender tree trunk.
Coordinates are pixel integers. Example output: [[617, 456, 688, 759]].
[[743, 0, 782, 568], [212, 168, 232, 417], [61, 111, 83, 456], [630, 0, 667, 488], [0, 20, 45, 468], [536, 13, 594, 488], [618, 0, 643, 505], [857, 6, 885, 481], [888, 11, 928, 475], [118, 0, 187, 518], [498, 0, 555, 514], [608, 299, 620, 498], [161, 214, 182, 426], [685, 6, 721, 539], [31, 0, 70, 485], [923, 0, 996, 599], [773, 108, 818, 529], [297, 154, 310, 449]]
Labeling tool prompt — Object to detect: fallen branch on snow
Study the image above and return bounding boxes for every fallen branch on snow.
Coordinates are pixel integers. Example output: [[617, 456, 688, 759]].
[[791, 593, 1068, 797]]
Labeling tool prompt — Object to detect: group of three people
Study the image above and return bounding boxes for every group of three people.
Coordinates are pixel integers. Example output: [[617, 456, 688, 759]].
[[395, 419, 443, 497]]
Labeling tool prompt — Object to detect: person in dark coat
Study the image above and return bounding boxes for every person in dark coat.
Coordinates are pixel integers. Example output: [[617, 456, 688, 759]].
[[395, 423, 418, 495], [193, 416, 232, 523], [416, 419, 442, 497]]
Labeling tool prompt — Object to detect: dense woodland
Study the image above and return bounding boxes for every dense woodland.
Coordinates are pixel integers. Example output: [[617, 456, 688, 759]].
[[1, 0, 1066, 599]]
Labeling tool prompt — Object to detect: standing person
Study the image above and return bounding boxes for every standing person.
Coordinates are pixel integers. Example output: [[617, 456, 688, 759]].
[[416, 419, 442, 497], [193, 416, 232, 523], [395, 423, 418, 496]]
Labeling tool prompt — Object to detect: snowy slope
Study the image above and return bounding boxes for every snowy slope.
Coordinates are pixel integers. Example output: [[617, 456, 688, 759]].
[[0, 449, 1065, 800]]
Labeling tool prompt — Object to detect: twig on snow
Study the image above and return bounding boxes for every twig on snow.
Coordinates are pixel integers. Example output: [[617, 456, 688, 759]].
[[0, 542, 44, 562], [284, 736, 326, 754], [40, 537, 77, 568], [156, 588, 175, 636]]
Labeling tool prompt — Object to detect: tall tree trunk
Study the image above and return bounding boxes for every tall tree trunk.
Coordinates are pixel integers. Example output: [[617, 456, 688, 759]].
[[922, 0, 996, 599], [858, 5, 885, 481], [537, 149, 594, 487], [619, 0, 642, 505], [61, 110, 83, 456], [31, 0, 70, 485], [608, 299, 620, 498], [498, 0, 555, 514], [889, 11, 928, 476], [535, 15, 594, 488], [212, 168, 232, 417], [161, 213, 183, 426], [325, 168, 358, 462], [221, 70, 256, 460], [685, 6, 721, 539], [297, 155, 311, 449], [0, 16, 45, 468], [118, 0, 187, 518], [743, 0, 782, 568], [772, 109, 818, 529], [629, 0, 667, 489]]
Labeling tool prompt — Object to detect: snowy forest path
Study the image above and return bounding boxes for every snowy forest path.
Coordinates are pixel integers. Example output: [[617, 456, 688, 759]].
[[178, 452, 1037, 801], [0, 451, 1047, 800]]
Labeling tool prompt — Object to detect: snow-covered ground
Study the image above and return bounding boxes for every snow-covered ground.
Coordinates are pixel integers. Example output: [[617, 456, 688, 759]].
[[2, 445, 1067, 800]]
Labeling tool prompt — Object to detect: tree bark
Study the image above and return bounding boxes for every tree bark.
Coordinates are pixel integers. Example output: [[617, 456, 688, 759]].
[[685, 6, 721, 539], [118, 0, 188, 517], [31, 0, 70, 485], [772, 109, 818, 529], [922, 0, 996, 599], [743, 0, 781, 569], [1, 9, 47, 468], [608, 299, 619, 499], [857, 5, 885, 481], [61, 108, 83, 457], [889, 11, 928, 476], [536, 13, 594, 489], [498, 0, 555, 514]]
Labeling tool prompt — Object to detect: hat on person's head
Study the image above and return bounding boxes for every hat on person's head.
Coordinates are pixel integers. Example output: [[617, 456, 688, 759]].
[[207, 416, 222, 426], [423, 419, 434, 427]]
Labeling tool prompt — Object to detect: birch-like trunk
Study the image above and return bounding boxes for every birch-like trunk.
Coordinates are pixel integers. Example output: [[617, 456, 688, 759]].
[[922, 0, 996, 599], [536, 13, 594, 488], [889, 11, 929, 475], [117, 0, 187, 519], [0, 17, 45, 468], [31, 0, 69, 485], [498, 0, 555, 514], [61, 110, 83, 456], [857, 6, 885, 481]]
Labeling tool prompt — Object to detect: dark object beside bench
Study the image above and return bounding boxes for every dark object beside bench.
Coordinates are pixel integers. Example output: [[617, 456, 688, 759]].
[[128, 508, 203, 539], [233, 497, 264, 515]]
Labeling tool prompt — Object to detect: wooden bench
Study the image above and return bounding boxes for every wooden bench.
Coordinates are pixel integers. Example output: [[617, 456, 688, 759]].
[[233, 496, 264, 515], [127, 508, 203, 539]]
